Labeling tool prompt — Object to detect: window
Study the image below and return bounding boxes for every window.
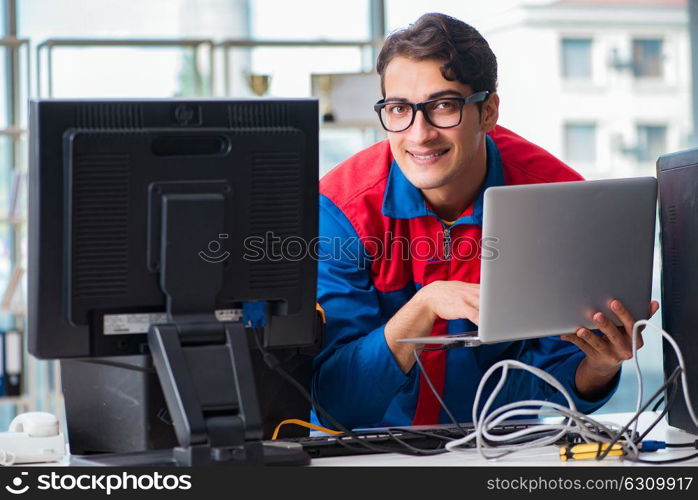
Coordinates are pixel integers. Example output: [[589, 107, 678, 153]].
[[47, 47, 205, 98], [250, 0, 370, 40], [637, 124, 667, 163], [19, 0, 213, 38], [564, 123, 596, 164], [633, 39, 663, 78], [5, 0, 688, 426], [0, 1, 5, 36], [0, 48, 7, 128], [561, 38, 592, 80]]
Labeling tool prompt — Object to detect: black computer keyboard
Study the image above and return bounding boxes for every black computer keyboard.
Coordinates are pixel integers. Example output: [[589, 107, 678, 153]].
[[283, 423, 544, 458]]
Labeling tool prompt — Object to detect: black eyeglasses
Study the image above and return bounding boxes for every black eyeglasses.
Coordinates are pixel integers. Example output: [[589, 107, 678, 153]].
[[373, 91, 490, 133]]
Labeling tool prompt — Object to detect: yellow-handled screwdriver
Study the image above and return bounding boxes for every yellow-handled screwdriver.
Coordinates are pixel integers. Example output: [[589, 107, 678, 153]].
[[559, 442, 624, 461]]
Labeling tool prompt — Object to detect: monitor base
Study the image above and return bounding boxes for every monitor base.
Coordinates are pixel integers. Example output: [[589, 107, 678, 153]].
[[70, 441, 310, 467]]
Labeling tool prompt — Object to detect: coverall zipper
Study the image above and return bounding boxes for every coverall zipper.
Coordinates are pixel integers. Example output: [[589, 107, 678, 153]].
[[443, 225, 451, 260]]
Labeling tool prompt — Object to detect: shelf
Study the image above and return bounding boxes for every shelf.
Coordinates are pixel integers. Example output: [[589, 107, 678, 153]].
[[0, 309, 26, 316], [0, 216, 25, 225], [0, 127, 26, 137], [0, 396, 29, 405], [320, 121, 381, 130]]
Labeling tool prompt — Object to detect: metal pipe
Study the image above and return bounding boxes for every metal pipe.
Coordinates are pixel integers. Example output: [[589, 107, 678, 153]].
[[217, 39, 372, 48], [370, 0, 386, 65], [47, 45, 53, 97], [223, 45, 231, 96], [689, 0, 698, 145], [0, 37, 28, 46], [207, 42, 215, 96], [37, 38, 214, 49]]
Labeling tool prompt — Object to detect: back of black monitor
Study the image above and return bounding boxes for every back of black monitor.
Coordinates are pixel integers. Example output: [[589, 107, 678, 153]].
[[657, 149, 698, 433], [28, 99, 321, 465], [29, 99, 318, 360]]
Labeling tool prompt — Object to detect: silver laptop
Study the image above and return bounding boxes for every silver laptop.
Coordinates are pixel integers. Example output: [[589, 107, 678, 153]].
[[397, 177, 657, 347]]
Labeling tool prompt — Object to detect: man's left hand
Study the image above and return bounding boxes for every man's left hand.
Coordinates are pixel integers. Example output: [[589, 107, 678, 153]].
[[561, 299, 660, 373]]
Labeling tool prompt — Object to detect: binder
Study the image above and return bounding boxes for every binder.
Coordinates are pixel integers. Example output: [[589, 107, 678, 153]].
[[4, 329, 22, 396], [0, 330, 5, 397]]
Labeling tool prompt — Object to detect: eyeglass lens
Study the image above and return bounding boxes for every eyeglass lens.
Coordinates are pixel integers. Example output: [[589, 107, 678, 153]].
[[379, 99, 463, 132]]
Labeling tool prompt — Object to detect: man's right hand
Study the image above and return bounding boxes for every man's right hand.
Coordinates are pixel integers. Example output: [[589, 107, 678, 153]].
[[420, 280, 480, 324], [384, 280, 480, 372]]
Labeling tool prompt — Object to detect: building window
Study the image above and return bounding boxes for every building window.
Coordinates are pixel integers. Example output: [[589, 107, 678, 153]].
[[564, 123, 596, 164], [637, 125, 667, 163], [632, 39, 663, 78], [561, 38, 592, 80]]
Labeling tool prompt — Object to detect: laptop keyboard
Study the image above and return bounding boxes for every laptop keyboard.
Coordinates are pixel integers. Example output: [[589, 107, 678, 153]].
[[282, 423, 538, 458]]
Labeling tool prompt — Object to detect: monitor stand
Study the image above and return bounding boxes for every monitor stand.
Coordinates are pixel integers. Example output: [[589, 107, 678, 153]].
[[70, 321, 309, 467], [75, 185, 311, 466]]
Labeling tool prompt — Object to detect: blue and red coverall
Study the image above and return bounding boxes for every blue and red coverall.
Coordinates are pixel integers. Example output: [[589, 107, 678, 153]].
[[314, 125, 619, 429]]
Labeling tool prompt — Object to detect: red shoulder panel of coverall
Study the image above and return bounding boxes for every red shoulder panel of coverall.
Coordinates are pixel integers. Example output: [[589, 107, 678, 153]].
[[319, 125, 584, 293]]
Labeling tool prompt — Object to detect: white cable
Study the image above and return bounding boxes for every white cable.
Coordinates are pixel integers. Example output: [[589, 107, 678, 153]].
[[632, 321, 645, 440], [446, 359, 584, 460], [481, 405, 607, 443], [443, 318, 698, 461], [414, 347, 633, 458], [445, 378, 640, 460], [442, 321, 696, 462], [633, 320, 698, 429]]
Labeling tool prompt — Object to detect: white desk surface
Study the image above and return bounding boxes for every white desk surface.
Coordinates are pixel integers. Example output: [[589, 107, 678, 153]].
[[33, 412, 698, 467], [311, 412, 698, 467]]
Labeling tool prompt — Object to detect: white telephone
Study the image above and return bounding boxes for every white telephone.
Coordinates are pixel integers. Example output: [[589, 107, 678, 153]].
[[0, 412, 66, 465]]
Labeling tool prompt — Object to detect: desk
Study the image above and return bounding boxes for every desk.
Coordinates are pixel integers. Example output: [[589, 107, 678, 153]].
[[30, 412, 698, 467], [311, 412, 698, 466]]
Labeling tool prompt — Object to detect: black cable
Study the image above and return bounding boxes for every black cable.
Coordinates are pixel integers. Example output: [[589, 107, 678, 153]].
[[386, 427, 462, 443], [633, 452, 698, 465], [636, 373, 680, 443], [636, 367, 682, 441], [596, 365, 698, 464], [597, 367, 681, 460], [632, 395, 698, 464], [251, 330, 448, 456], [597, 366, 682, 461], [666, 441, 698, 448], [651, 396, 665, 412], [631, 377, 698, 461], [384, 428, 450, 455], [412, 346, 469, 436]]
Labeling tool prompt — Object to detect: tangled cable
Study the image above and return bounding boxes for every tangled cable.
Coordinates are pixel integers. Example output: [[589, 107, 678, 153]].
[[438, 320, 698, 462]]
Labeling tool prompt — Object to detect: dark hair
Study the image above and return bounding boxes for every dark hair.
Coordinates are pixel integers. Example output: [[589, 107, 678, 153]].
[[376, 13, 498, 99]]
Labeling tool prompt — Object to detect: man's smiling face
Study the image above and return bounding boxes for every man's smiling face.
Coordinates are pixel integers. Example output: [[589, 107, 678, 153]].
[[382, 56, 490, 191]]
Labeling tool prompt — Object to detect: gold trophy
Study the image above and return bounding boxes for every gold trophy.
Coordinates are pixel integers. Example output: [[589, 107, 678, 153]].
[[246, 74, 271, 97]]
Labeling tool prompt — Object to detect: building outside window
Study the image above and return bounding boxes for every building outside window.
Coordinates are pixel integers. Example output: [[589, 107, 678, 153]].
[[561, 38, 592, 80], [564, 123, 597, 165], [637, 124, 667, 163], [633, 38, 663, 78]]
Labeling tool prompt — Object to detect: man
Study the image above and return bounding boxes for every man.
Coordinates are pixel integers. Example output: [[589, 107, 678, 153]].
[[314, 13, 658, 429]]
